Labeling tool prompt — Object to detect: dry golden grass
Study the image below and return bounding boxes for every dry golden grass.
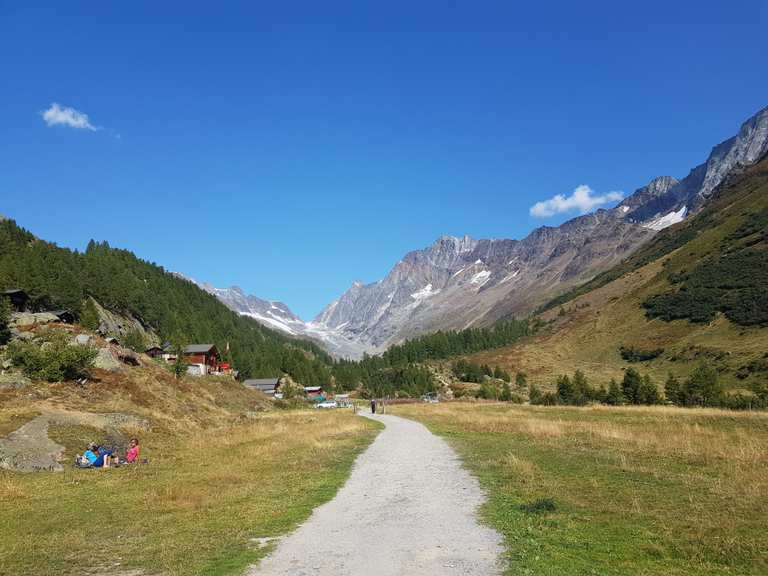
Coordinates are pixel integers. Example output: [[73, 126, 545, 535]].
[[0, 409, 379, 576], [0, 355, 380, 576], [394, 402, 768, 575]]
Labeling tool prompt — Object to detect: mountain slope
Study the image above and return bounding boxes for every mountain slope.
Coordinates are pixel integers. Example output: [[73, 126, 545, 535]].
[[310, 106, 768, 356], [465, 157, 768, 392], [0, 222, 333, 382]]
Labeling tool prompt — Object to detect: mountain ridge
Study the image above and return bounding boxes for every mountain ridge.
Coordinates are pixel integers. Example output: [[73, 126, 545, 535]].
[[192, 106, 768, 359]]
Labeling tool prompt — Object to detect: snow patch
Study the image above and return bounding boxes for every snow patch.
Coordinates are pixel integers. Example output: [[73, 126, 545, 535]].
[[643, 205, 687, 231], [410, 284, 440, 299], [470, 270, 491, 286], [620, 205, 630, 213], [500, 269, 520, 283], [243, 312, 297, 335]]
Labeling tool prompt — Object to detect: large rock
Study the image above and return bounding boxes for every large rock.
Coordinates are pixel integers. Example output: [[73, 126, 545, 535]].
[[73, 334, 91, 345], [0, 373, 31, 391], [10, 312, 59, 327], [93, 348, 122, 372]]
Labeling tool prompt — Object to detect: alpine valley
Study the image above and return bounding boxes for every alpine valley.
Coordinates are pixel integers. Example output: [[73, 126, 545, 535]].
[[197, 106, 768, 359]]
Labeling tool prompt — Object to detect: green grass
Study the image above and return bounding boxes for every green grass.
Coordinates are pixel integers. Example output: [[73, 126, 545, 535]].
[[394, 403, 768, 576], [1, 411, 380, 576]]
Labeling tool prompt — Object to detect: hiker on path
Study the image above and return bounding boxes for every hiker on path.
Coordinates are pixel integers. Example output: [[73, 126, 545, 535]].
[[371, 398, 377, 414]]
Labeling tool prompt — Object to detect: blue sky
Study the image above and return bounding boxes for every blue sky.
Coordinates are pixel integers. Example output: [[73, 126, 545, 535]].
[[1, 1, 767, 319]]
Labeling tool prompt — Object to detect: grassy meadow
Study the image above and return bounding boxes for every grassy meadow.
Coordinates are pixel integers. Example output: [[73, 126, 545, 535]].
[[393, 402, 768, 576], [0, 409, 380, 576]]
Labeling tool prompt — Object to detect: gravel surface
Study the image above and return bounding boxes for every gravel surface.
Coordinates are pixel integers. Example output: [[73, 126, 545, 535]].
[[248, 412, 503, 575]]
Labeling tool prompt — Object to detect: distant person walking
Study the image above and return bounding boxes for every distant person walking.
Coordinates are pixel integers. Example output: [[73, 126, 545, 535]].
[[371, 398, 377, 414]]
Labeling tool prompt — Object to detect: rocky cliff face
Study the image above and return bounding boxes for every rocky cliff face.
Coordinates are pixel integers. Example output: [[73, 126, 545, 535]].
[[309, 105, 768, 356], [182, 106, 768, 359]]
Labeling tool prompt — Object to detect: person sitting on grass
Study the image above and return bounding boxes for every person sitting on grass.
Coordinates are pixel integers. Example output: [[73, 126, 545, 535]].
[[125, 438, 140, 464], [89, 445, 115, 468], [75, 444, 95, 467]]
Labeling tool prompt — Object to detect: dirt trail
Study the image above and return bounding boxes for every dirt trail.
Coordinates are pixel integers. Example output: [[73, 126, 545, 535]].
[[248, 412, 503, 576]]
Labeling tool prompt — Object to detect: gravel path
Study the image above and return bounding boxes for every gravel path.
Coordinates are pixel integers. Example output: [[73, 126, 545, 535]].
[[247, 412, 503, 576]]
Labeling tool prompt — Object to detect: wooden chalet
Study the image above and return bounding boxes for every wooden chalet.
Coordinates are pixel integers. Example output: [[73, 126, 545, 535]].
[[49, 309, 75, 324], [183, 344, 220, 375], [2, 289, 29, 311]]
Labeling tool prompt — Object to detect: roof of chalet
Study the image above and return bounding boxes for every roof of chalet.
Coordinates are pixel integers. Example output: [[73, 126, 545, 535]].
[[2, 289, 27, 295], [304, 386, 323, 392], [49, 309, 73, 317], [184, 344, 216, 354], [243, 378, 281, 390]]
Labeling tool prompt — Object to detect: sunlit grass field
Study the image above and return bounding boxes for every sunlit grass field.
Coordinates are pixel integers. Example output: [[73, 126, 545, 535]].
[[393, 402, 768, 576], [1, 410, 380, 576]]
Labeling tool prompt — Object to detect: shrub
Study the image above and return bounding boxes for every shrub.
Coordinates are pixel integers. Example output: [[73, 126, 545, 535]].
[[8, 329, 97, 381], [122, 328, 146, 352], [79, 298, 100, 331], [619, 345, 664, 362]]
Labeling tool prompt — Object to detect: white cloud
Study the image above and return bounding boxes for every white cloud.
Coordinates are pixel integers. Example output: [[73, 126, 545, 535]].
[[530, 184, 623, 218], [41, 103, 99, 131]]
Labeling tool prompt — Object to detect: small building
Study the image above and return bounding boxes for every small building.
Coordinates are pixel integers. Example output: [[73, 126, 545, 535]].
[[145, 345, 165, 359], [183, 344, 220, 375], [243, 377, 281, 396], [49, 309, 75, 324], [2, 289, 29, 311], [304, 386, 325, 401]]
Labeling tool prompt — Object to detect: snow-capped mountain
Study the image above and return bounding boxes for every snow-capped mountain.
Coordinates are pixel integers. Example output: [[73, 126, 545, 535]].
[[174, 275, 368, 359], [310, 106, 768, 355]]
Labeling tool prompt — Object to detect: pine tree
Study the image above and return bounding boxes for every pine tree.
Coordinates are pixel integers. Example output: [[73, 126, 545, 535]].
[[621, 368, 643, 404], [556, 374, 574, 404], [515, 371, 527, 388], [571, 370, 592, 405], [605, 378, 625, 405], [80, 298, 100, 331], [500, 381, 512, 401], [664, 373, 681, 405], [637, 374, 660, 405], [682, 363, 723, 407]]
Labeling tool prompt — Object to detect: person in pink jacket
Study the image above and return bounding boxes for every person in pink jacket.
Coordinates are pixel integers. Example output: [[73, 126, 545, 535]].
[[125, 438, 140, 463]]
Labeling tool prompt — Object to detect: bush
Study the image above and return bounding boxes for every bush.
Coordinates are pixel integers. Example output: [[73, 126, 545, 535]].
[[122, 328, 146, 352], [619, 345, 664, 362], [7, 329, 97, 381], [79, 299, 100, 331]]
